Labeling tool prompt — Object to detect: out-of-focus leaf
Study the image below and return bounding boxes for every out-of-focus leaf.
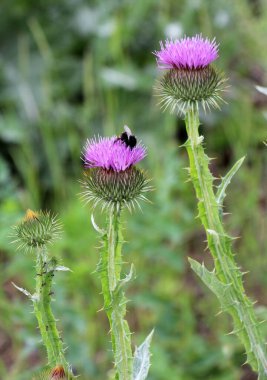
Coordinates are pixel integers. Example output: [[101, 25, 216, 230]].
[[133, 330, 154, 380], [256, 86, 267, 96]]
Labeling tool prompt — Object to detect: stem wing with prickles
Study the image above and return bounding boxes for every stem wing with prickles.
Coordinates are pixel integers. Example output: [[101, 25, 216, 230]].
[[95, 208, 133, 380], [216, 156, 245, 210], [185, 107, 267, 379]]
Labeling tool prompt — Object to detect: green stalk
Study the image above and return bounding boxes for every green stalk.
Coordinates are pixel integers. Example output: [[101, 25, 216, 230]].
[[98, 206, 133, 380], [185, 106, 267, 378], [33, 247, 66, 367]]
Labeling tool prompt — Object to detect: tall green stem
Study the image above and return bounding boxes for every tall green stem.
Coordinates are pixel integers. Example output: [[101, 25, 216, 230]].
[[185, 107, 267, 378], [99, 206, 133, 380], [33, 247, 66, 367]]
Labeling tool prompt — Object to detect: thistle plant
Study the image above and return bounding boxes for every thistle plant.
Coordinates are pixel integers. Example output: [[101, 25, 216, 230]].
[[154, 35, 267, 379], [12, 210, 74, 379], [81, 126, 153, 380]]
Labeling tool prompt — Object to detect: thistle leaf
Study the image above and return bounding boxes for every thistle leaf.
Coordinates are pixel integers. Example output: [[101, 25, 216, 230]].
[[55, 265, 72, 272], [115, 264, 135, 295], [188, 258, 267, 375], [188, 258, 232, 305], [91, 214, 105, 235], [133, 329, 154, 380], [216, 156, 245, 207], [12, 282, 33, 299], [256, 85, 267, 96]]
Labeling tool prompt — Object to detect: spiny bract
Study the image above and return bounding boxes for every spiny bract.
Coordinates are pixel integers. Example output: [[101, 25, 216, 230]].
[[81, 166, 151, 211], [156, 65, 226, 114], [12, 210, 62, 253]]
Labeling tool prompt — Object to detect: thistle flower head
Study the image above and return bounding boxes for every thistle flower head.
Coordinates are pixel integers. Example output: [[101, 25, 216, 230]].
[[154, 34, 218, 69], [12, 209, 62, 253], [83, 126, 146, 172], [81, 127, 151, 211], [154, 34, 226, 114]]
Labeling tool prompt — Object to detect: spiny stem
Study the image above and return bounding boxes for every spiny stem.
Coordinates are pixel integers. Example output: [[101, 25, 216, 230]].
[[33, 247, 66, 367], [185, 107, 267, 377], [107, 208, 121, 292], [99, 206, 133, 380]]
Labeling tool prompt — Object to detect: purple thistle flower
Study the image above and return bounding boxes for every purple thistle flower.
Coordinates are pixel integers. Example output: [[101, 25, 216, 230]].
[[154, 34, 219, 70], [83, 126, 146, 172]]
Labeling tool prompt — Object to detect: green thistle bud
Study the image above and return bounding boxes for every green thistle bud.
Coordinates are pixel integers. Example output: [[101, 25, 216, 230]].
[[12, 210, 62, 253], [32, 369, 50, 380], [156, 66, 226, 114], [32, 366, 71, 380], [81, 167, 150, 211]]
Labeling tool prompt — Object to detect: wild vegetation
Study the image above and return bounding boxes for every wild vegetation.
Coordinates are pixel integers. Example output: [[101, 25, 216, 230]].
[[0, 1, 267, 379]]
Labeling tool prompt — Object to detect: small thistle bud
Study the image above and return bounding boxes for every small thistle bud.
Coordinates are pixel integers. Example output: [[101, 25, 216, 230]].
[[50, 365, 66, 379], [81, 126, 150, 210], [32, 369, 50, 380], [154, 34, 226, 114], [12, 210, 62, 252], [32, 366, 67, 380]]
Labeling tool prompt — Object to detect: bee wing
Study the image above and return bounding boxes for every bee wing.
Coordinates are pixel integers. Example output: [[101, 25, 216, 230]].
[[124, 125, 132, 137]]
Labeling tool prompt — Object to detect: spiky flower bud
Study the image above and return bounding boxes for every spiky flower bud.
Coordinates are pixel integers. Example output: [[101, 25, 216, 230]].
[[32, 366, 67, 380], [157, 65, 225, 113], [82, 166, 149, 209], [12, 209, 61, 253], [154, 34, 226, 114], [50, 365, 66, 379], [81, 126, 150, 210]]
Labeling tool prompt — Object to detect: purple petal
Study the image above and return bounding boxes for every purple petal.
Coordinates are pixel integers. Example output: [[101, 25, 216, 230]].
[[83, 135, 146, 172], [154, 34, 219, 69]]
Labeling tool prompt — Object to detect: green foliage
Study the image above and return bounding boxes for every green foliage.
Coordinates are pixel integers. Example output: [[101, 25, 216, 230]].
[[0, 0, 267, 379], [95, 206, 152, 380], [216, 156, 245, 210], [185, 108, 267, 378], [133, 330, 154, 380], [33, 253, 66, 367], [12, 211, 72, 374]]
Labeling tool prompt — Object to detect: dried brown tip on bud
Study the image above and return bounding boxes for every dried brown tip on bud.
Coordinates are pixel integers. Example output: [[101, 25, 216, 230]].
[[25, 209, 39, 221], [51, 365, 66, 379]]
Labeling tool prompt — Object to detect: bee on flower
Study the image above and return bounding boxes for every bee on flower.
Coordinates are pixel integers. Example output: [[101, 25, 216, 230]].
[[81, 126, 151, 211]]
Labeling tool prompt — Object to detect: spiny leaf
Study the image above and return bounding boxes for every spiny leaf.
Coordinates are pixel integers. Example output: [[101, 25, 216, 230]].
[[12, 282, 33, 299], [133, 329, 154, 380], [216, 156, 245, 207], [91, 213, 105, 235], [188, 258, 267, 375], [256, 85, 267, 96], [114, 264, 135, 295], [188, 258, 232, 305], [55, 265, 72, 272]]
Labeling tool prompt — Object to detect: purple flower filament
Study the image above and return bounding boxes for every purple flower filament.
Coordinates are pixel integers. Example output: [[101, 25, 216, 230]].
[[155, 34, 219, 70], [84, 128, 146, 172]]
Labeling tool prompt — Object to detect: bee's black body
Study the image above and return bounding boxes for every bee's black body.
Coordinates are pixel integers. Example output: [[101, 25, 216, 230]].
[[119, 131, 137, 149]]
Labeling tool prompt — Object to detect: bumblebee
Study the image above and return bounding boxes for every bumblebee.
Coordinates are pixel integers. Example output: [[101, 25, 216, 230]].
[[118, 125, 137, 149]]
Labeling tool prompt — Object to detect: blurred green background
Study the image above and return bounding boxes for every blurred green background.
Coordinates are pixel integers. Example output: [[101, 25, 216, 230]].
[[0, 1, 267, 379]]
